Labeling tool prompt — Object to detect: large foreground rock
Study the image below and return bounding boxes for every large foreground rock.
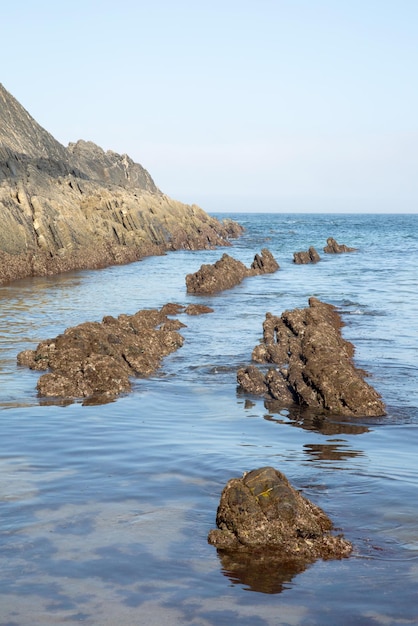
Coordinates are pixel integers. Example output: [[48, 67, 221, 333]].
[[237, 297, 385, 417], [17, 305, 187, 404], [208, 466, 352, 563], [0, 84, 243, 284], [186, 248, 279, 294]]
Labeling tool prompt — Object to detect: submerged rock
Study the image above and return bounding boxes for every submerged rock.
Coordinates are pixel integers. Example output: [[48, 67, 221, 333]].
[[186, 248, 279, 294], [17, 306, 186, 404], [237, 297, 385, 417], [323, 237, 357, 253], [184, 304, 214, 315], [208, 466, 352, 563], [293, 246, 321, 264]]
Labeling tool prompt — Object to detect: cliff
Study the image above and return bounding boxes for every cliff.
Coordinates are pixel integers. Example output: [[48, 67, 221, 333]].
[[0, 84, 242, 284]]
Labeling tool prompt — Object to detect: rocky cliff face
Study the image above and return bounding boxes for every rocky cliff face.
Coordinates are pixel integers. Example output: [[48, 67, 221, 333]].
[[0, 84, 242, 284]]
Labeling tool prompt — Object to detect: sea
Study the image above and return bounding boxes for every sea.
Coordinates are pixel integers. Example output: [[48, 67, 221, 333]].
[[0, 212, 417, 626]]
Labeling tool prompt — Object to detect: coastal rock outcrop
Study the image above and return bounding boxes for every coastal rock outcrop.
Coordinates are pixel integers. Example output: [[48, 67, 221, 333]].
[[186, 248, 279, 294], [0, 83, 243, 284], [17, 306, 186, 404], [237, 297, 385, 417], [293, 246, 321, 264], [323, 237, 357, 253], [208, 466, 352, 563]]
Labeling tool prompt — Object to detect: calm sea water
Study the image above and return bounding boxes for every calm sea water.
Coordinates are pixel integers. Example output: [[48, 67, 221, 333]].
[[1, 213, 417, 625]]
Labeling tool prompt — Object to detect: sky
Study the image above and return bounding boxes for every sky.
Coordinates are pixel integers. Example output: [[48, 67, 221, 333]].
[[2, 0, 418, 213]]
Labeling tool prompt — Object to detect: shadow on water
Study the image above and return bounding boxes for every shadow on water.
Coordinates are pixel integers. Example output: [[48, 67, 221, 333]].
[[262, 400, 370, 436]]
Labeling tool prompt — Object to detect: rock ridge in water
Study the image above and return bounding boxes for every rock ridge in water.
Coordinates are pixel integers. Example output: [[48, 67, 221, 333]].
[[0, 83, 243, 284], [186, 248, 279, 294], [17, 302, 216, 405], [17, 304, 188, 404], [237, 297, 385, 417]]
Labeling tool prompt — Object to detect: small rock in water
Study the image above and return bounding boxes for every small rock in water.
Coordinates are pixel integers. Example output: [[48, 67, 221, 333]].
[[293, 246, 321, 264], [323, 237, 357, 253]]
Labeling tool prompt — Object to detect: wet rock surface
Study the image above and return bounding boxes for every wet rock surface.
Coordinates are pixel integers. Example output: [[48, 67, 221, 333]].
[[293, 246, 321, 264], [17, 306, 186, 404], [237, 297, 385, 417], [208, 466, 352, 564], [186, 248, 279, 294], [323, 237, 357, 253]]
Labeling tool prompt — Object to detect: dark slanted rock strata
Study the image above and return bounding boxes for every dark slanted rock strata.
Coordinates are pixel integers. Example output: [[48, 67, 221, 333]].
[[237, 297, 385, 417], [0, 83, 243, 285], [186, 248, 279, 294]]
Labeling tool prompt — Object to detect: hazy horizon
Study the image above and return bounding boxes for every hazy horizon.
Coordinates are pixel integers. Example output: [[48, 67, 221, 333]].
[[2, 1, 418, 214]]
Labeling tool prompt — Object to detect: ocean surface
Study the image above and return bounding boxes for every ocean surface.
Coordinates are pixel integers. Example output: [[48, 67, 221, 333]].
[[1, 212, 417, 626]]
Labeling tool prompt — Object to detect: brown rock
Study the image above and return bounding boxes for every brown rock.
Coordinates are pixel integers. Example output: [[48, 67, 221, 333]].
[[208, 466, 352, 563], [237, 297, 385, 417], [17, 305, 185, 404], [293, 246, 320, 264], [323, 237, 357, 253], [186, 248, 279, 294]]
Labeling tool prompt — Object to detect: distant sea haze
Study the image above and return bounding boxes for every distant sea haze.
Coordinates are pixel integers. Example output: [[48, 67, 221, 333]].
[[1, 213, 417, 625]]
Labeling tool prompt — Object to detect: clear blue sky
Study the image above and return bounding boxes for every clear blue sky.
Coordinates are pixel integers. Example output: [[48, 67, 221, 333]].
[[2, 1, 418, 213]]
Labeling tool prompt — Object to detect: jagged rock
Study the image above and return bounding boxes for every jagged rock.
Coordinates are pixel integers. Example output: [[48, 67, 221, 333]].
[[0, 83, 243, 284], [250, 248, 280, 274], [293, 246, 320, 264], [323, 237, 357, 253], [186, 248, 279, 294], [208, 466, 352, 564], [237, 297, 385, 417], [17, 306, 186, 404]]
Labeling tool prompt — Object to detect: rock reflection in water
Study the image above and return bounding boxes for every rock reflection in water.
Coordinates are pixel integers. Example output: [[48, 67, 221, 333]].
[[304, 442, 364, 463], [263, 401, 370, 436], [217, 549, 308, 594]]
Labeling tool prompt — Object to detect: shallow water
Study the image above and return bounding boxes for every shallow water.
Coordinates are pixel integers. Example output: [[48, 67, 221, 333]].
[[1, 213, 418, 625]]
